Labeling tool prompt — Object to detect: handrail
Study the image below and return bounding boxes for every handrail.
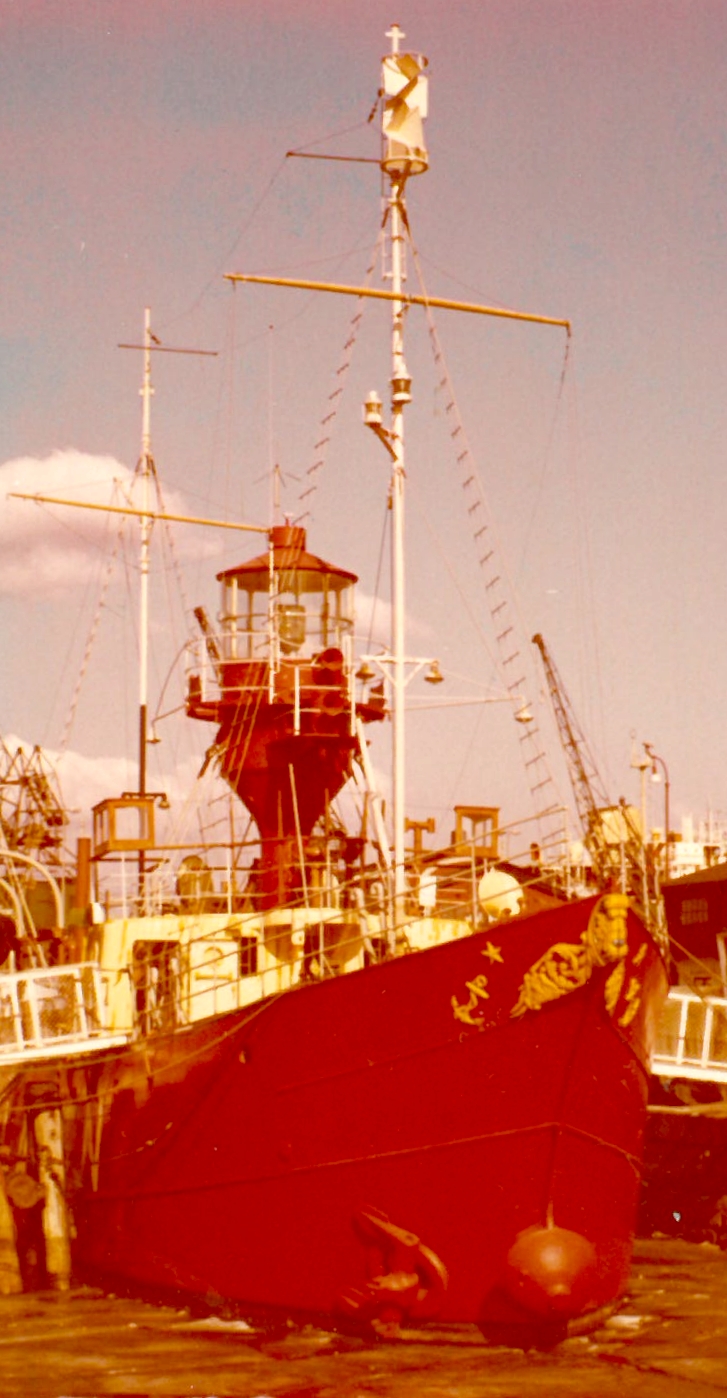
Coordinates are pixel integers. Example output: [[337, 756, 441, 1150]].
[[652, 987, 727, 1084], [0, 962, 129, 1062]]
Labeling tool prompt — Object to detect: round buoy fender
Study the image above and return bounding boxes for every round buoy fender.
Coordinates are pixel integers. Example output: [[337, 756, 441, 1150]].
[[503, 1223, 598, 1318]]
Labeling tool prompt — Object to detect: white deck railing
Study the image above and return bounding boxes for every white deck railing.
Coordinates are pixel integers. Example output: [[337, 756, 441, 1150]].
[[651, 987, 727, 1084], [0, 963, 128, 1065]]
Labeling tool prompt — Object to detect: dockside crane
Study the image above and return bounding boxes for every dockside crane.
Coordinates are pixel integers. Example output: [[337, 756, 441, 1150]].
[[532, 634, 663, 938]]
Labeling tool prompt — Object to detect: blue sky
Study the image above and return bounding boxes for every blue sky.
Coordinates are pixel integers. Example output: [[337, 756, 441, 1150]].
[[1, 0, 726, 854]]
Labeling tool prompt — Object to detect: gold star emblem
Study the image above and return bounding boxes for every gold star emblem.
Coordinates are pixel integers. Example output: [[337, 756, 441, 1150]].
[[482, 942, 503, 964]]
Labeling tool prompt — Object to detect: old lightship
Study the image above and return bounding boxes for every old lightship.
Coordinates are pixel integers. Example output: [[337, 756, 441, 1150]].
[[0, 28, 666, 1341]]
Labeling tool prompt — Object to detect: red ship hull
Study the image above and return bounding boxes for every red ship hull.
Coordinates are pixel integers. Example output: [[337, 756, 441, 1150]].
[[56, 895, 666, 1333]]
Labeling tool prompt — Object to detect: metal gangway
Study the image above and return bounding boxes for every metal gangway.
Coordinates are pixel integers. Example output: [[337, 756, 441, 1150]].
[[651, 987, 727, 1085]]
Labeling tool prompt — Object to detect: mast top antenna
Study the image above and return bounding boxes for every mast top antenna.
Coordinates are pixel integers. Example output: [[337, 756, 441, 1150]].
[[381, 33, 428, 178]]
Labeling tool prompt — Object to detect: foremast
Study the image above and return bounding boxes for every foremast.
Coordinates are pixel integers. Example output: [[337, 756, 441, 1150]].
[[378, 25, 429, 921], [137, 309, 154, 892]]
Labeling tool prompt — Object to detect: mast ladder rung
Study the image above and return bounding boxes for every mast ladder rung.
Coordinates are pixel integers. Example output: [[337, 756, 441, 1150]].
[[501, 652, 519, 667], [522, 749, 550, 771], [485, 574, 500, 590]]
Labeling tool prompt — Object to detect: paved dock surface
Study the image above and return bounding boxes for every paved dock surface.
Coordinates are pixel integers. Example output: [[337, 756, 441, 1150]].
[[2, 1238, 727, 1396]]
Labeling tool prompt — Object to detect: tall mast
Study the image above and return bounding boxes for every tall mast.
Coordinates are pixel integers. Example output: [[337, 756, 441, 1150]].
[[138, 307, 154, 805], [137, 307, 155, 897], [380, 25, 429, 919]]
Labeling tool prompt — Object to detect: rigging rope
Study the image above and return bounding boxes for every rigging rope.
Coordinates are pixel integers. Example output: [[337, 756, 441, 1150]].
[[406, 233, 571, 862], [57, 502, 128, 759], [296, 225, 386, 524]]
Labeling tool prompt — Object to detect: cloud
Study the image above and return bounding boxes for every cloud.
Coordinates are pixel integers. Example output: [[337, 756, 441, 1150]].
[[0, 448, 218, 595], [354, 589, 431, 648]]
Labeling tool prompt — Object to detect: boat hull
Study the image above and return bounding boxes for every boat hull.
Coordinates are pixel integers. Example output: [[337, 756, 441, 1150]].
[[36, 896, 664, 1331]]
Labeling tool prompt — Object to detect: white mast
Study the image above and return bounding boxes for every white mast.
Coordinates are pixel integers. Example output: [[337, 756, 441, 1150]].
[[380, 25, 429, 920], [138, 306, 154, 807], [134, 307, 155, 901]]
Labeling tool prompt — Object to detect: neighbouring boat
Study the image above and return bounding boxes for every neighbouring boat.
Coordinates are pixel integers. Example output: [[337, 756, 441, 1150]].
[[0, 27, 668, 1340], [640, 860, 727, 1245]]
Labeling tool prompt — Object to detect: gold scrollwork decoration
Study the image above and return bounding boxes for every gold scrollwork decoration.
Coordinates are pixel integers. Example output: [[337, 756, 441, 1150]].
[[618, 976, 642, 1027], [604, 959, 626, 1014], [510, 893, 631, 1019]]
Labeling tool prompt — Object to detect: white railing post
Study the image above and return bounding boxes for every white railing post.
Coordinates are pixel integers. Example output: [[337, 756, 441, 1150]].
[[702, 1003, 714, 1069], [73, 971, 89, 1038], [677, 994, 689, 1067], [25, 977, 42, 1049]]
